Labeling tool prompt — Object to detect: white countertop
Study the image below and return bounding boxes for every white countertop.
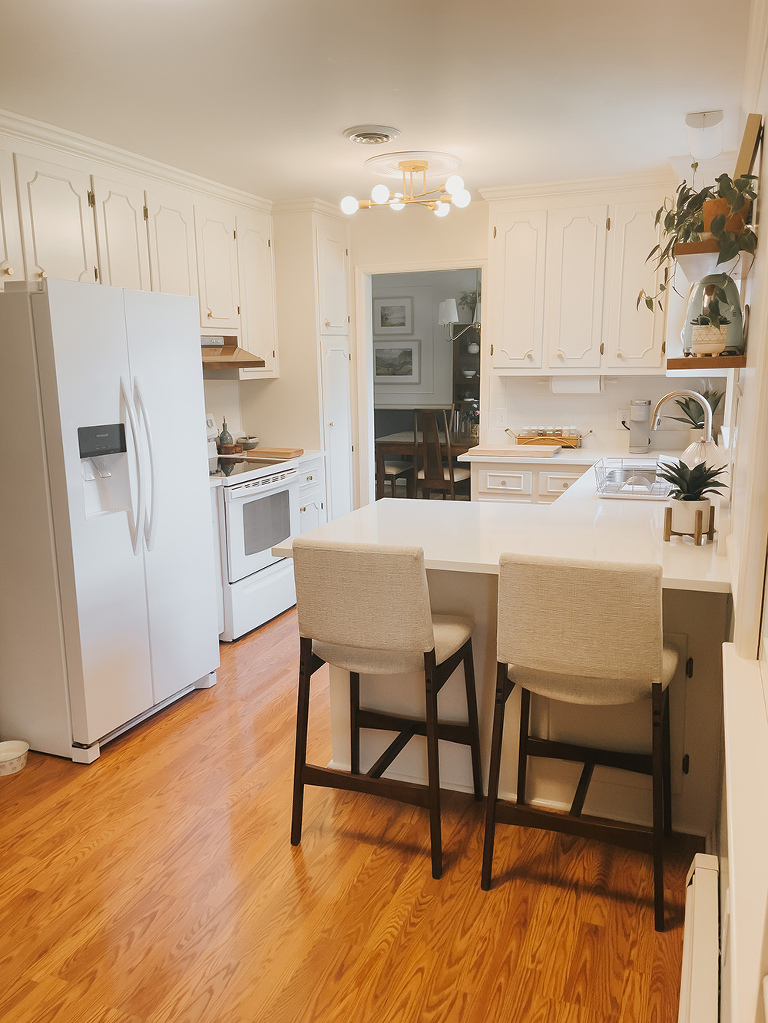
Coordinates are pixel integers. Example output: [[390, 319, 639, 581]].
[[275, 467, 731, 593], [458, 445, 652, 466]]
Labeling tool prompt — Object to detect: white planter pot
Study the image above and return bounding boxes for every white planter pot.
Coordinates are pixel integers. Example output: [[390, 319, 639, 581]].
[[669, 497, 711, 534], [690, 324, 727, 356]]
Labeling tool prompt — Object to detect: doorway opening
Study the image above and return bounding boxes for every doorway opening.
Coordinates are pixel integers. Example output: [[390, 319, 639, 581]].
[[366, 267, 482, 502]]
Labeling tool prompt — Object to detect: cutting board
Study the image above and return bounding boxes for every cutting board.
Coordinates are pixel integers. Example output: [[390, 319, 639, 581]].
[[249, 446, 304, 458], [470, 445, 562, 458]]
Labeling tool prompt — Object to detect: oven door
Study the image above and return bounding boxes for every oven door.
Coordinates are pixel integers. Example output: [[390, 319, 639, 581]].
[[223, 471, 300, 584]]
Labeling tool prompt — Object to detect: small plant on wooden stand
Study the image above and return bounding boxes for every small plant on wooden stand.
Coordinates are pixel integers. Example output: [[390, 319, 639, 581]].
[[657, 459, 727, 545]]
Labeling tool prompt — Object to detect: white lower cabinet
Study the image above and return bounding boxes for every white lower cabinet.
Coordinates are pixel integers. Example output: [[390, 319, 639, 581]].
[[297, 453, 327, 534], [472, 461, 591, 504]]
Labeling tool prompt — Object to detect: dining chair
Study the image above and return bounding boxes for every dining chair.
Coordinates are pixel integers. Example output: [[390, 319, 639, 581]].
[[290, 536, 483, 878], [481, 553, 679, 931], [380, 458, 415, 498], [414, 408, 470, 500]]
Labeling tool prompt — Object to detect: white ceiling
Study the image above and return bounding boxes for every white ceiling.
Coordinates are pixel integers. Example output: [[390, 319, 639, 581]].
[[0, 0, 752, 203]]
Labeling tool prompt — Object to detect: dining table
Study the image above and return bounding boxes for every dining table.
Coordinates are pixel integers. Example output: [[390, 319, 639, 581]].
[[375, 430, 477, 499]]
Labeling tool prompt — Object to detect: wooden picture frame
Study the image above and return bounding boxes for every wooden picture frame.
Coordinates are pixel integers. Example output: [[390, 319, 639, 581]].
[[373, 339, 421, 383], [373, 298, 413, 335]]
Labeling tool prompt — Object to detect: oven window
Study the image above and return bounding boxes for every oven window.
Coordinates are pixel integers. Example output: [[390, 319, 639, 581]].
[[242, 490, 291, 556]]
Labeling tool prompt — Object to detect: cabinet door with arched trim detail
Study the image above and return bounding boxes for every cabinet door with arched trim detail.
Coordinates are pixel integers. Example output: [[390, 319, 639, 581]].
[[0, 148, 22, 282], [146, 188, 197, 299], [490, 210, 547, 369]]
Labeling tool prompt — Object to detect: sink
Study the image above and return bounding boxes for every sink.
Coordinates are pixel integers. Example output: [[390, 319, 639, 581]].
[[594, 458, 672, 500]]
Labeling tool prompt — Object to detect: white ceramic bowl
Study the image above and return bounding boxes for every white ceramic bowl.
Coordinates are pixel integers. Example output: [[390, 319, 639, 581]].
[[237, 436, 259, 450], [461, 370, 477, 379], [0, 740, 29, 776]]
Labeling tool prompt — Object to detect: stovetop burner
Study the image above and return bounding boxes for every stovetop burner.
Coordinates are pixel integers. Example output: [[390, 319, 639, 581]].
[[211, 456, 299, 485]]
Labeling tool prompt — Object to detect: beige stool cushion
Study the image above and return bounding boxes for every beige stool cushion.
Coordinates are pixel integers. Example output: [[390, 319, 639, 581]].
[[314, 614, 473, 675], [509, 640, 679, 706]]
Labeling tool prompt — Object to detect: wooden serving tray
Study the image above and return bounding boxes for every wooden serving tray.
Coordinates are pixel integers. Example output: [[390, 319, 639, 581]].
[[246, 446, 304, 458], [514, 436, 581, 448], [470, 445, 562, 458]]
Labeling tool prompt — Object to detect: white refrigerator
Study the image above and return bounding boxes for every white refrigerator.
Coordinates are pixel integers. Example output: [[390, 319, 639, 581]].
[[0, 279, 220, 762]]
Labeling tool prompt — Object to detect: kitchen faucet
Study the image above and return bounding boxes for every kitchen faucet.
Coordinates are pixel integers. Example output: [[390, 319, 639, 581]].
[[650, 390, 713, 443]]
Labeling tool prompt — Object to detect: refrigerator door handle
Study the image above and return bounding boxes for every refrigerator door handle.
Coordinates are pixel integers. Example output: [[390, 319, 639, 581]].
[[134, 377, 158, 551], [120, 376, 143, 555]]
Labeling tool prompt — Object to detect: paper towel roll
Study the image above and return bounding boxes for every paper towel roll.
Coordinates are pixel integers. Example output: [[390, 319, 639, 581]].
[[549, 376, 603, 394]]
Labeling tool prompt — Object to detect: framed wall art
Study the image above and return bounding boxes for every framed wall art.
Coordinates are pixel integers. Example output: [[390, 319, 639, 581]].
[[373, 339, 421, 383], [373, 297, 413, 335]]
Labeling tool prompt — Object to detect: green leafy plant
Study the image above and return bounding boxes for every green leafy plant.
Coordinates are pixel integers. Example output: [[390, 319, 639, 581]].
[[637, 169, 758, 313], [690, 297, 731, 328], [458, 286, 481, 318], [667, 390, 724, 429], [656, 459, 728, 501]]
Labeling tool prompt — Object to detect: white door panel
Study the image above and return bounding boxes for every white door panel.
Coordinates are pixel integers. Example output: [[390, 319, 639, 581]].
[[92, 175, 151, 290], [492, 211, 547, 368], [123, 288, 220, 704], [146, 189, 197, 298], [195, 204, 239, 329], [321, 337, 353, 519]]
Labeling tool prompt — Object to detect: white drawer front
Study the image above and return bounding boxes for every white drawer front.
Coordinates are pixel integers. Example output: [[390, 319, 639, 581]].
[[481, 470, 533, 496], [300, 466, 321, 489], [538, 469, 586, 498]]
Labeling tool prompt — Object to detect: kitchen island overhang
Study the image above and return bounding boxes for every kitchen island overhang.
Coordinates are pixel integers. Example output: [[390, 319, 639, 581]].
[[274, 470, 731, 840]]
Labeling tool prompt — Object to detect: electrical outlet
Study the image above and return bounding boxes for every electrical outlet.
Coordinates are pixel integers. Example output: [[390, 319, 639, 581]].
[[616, 408, 629, 430]]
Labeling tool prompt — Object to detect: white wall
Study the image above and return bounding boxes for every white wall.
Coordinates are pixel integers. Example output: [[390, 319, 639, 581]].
[[349, 201, 488, 270], [203, 373, 243, 440]]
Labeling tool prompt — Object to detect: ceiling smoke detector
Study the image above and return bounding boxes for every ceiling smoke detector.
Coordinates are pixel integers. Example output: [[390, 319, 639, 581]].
[[343, 125, 400, 146]]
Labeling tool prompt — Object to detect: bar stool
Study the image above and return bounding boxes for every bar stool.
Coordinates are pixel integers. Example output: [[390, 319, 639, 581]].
[[481, 553, 678, 931], [291, 536, 483, 878]]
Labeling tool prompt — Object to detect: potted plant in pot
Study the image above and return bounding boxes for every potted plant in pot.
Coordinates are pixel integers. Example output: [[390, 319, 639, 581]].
[[689, 298, 732, 355], [637, 170, 758, 313], [656, 459, 728, 536]]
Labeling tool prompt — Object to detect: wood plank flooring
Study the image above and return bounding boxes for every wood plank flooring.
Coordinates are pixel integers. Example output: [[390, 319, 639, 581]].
[[0, 609, 700, 1022]]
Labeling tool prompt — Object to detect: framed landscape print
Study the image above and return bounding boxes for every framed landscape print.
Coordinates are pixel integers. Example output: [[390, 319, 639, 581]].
[[373, 297, 413, 335], [373, 339, 421, 383]]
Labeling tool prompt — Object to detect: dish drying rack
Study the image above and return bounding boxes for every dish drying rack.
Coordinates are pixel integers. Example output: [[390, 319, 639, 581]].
[[594, 458, 673, 500]]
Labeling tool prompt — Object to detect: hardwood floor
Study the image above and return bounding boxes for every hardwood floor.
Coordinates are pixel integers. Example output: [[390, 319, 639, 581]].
[[0, 609, 699, 1022]]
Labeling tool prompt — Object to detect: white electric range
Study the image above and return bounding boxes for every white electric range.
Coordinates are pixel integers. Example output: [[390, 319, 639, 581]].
[[212, 455, 300, 641]]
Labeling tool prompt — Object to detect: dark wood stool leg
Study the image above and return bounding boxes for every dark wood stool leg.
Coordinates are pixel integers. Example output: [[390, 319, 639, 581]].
[[517, 687, 531, 806], [424, 653, 442, 879], [349, 671, 360, 775], [462, 641, 483, 801], [482, 661, 512, 890], [661, 687, 672, 837], [291, 637, 313, 846], [652, 682, 665, 931]]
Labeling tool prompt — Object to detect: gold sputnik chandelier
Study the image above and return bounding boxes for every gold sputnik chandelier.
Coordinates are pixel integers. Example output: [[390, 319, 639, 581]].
[[340, 147, 471, 218]]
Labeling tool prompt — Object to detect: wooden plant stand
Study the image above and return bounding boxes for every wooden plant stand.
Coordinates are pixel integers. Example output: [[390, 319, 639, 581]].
[[663, 505, 716, 546]]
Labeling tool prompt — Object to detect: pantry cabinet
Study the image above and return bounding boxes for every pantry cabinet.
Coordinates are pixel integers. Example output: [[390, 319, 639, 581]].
[[487, 176, 671, 375], [146, 189, 198, 298], [236, 210, 278, 379], [316, 218, 349, 335], [194, 203, 240, 330], [15, 153, 99, 283], [92, 174, 151, 290], [0, 148, 23, 281]]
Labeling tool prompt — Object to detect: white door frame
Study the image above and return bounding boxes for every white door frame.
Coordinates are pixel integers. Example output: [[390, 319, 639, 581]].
[[352, 258, 487, 508]]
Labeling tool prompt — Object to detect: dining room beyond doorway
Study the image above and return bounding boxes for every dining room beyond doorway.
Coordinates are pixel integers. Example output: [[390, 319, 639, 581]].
[[372, 268, 481, 500]]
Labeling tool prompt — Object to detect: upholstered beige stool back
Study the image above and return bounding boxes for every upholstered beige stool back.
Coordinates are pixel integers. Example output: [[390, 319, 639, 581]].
[[292, 537, 435, 655], [497, 553, 664, 705]]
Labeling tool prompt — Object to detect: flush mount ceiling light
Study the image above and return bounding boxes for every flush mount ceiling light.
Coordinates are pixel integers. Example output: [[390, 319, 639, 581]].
[[340, 150, 471, 217], [686, 110, 724, 162]]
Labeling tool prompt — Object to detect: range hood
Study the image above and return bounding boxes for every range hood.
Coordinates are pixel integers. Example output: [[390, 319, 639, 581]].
[[201, 335, 266, 370]]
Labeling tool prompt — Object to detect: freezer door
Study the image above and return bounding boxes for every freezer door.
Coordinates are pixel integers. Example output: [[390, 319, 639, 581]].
[[35, 279, 154, 744], [123, 288, 220, 704]]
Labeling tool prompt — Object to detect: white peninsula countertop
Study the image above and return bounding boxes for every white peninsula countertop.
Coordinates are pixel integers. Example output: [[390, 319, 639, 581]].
[[275, 467, 731, 593]]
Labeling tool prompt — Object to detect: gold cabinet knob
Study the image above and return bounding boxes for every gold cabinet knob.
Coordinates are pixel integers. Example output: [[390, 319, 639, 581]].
[[616, 350, 623, 359], [325, 319, 331, 327], [500, 479, 507, 486], [207, 310, 214, 318], [526, 352, 533, 360], [556, 351, 564, 360], [1, 263, 14, 276], [329, 421, 334, 427], [38, 270, 47, 279]]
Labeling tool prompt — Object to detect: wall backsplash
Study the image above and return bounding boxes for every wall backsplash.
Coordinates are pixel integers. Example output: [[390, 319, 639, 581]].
[[203, 373, 243, 440], [486, 373, 727, 451]]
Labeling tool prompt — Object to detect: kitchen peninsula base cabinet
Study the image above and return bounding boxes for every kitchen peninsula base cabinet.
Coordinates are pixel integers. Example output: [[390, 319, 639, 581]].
[[274, 480, 731, 841], [469, 458, 592, 503]]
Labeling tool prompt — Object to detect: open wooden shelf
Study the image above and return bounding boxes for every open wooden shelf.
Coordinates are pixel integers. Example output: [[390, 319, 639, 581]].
[[673, 241, 755, 282], [666, 355, 746, 370]]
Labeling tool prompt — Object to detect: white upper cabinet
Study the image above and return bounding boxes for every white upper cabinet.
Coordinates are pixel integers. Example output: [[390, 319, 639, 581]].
[[0, 149, 23, 282], [491, 210, 547, 369], [236, 210, 278, 379], [546, 205, 607, 370], [15, 154, 98, 283], [146, 188, 197, 299], [92, 175, 151, 291], [194, 203, 239, 330], [316, 218, 349, 335], [487, 179, 670, 375], [603, 201, 664, 370]]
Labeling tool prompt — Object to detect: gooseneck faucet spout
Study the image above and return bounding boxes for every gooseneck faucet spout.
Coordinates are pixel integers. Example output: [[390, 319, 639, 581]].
[[650, 390, 713, 444]]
